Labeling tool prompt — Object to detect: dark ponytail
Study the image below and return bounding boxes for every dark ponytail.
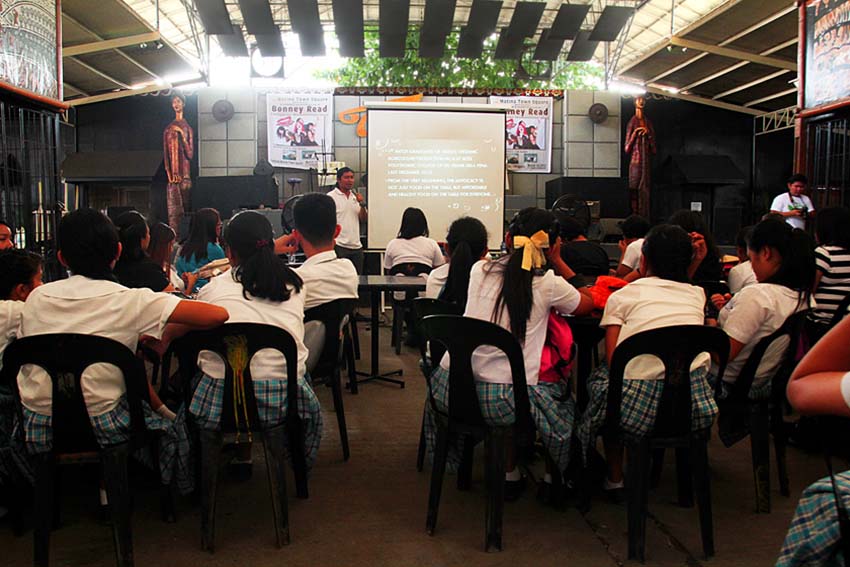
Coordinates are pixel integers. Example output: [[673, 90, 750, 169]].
[[438, 216, 488, 308], [749, 218, 815, 305], [58, 208, 120, 281], [641, 224, 692, 283], [486, 207, 555, 342], [114, 211, 149, 263], [224, 210, 302, 302]]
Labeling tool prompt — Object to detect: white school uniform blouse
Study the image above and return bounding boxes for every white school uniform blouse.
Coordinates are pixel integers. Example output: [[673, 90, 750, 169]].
[[0, 300, 24, 370], [328, 188, 362, 250], [439, 259, 581, 386], [621, 238, 644, 271], [17, 275, 181, 416], [294, 250, 359, 311], [728, 261, 757, 294], [196, 270, 307, 382], [425, 264, 450, 299], [718, 283, 807, 387], [383, 236, 445, 270], [601, 277, 709, 380]]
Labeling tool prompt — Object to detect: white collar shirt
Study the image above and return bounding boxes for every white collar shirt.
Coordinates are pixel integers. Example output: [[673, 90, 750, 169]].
[[196, 271, 307, 382], [328, 187, 362, 249], [17, 275, 181, 416], [294, 250, 359, 311]]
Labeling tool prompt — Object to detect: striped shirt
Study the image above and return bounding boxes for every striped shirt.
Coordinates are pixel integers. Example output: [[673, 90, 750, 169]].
[[813, 245, 850, 323]]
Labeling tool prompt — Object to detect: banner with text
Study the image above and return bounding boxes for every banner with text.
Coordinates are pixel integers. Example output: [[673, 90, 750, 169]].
[[489, 95, 553, 173], [267, 93, 333, 170], [805, 0, 850, 109]]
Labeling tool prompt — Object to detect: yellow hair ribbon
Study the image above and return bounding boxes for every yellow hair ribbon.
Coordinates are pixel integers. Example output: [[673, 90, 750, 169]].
[[512, 230, 550, 271]]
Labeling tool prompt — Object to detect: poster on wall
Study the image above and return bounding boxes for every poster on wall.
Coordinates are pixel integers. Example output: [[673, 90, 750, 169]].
[[267, 93, 333, 170], [0, 0, 59, 102], [489, 95, 553, 173], [805, 0, 850, 109]]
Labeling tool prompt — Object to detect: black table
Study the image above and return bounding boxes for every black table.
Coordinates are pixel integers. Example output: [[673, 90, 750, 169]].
[[356, 275, 427, 388]]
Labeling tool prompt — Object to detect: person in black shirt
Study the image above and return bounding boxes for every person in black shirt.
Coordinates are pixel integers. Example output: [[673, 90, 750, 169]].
[[554, 212, 609, 285], [113, 211, 172, 292]]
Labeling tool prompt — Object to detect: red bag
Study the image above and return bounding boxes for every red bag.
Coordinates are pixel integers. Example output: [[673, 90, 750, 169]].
[[539, 310, 576, 383], [588, 275, 628, 310]]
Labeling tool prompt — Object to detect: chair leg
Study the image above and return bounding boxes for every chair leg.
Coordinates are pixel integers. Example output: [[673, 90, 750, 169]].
[[457, 436, 475, 491], [426, 425, 450, 535], [627, 439, 651, 563], [349, 318, 361, 360], [650, 448, 665, 489], [484, 428, 506, 552], [200, 429, 223, 552], [331, 370, 350, 462], [416, 414, 427, 472], [344, 330, 358, 395], [749, 406, 771, 513], [101, 444, 134, 567], [773, 420, 790, 498], [262, 427, 291, 547], [675, 447, 694, 508], [690, 439, 714, 559], [33, 454, 54, 567]]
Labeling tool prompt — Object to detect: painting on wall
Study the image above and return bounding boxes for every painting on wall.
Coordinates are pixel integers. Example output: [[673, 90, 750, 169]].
[[0, 0, 60, 104], [805, 0, 850, 109]]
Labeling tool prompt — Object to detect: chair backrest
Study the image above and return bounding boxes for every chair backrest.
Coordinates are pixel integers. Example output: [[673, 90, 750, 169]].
[[419, 314, 532, 437], [731, 310, 809, 401], [304, 298, 358, 380], [174, 323, 299, 434], [388, 263, 433, 277], [0, 334, 148, 453], [608, 325, 730, 439], [412, 298, 463, 375]]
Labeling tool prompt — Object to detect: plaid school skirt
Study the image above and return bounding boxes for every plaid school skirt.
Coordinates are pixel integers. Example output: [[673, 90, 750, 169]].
[[778, 471, 850, 567], [21, 398, 194, 495], [422, 366, 576, 474], [189, 374, 323, 470], [577, 364, 718, 460]]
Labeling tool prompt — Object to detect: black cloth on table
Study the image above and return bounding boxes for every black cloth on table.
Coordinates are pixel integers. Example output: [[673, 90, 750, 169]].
[[114, 257, 170, 292]]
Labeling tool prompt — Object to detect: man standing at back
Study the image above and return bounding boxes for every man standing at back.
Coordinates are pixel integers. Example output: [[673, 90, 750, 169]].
[[771, 174, 815, 230], [328, 167, 367, 273]]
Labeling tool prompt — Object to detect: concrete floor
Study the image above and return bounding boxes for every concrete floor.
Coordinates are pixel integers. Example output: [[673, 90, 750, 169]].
[[0, 319, 830, 566]]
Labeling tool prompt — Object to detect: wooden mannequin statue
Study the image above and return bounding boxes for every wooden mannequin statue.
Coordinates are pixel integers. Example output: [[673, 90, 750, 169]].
[[624, 95, 656, 218], [163, 93, 194, 232]]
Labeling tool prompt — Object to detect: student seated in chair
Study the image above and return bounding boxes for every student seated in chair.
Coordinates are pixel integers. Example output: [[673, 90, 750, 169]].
[[424, 207, 593, 501], [16, 209, 229, 494], [188, 210, 323, 471], [578, 224, 715, 502]]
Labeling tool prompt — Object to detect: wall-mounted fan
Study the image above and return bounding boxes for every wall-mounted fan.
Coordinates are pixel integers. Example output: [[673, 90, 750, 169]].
[[588, 102, 609, 124], [212, 99, 234, 123], [280, 194, 303, 233]]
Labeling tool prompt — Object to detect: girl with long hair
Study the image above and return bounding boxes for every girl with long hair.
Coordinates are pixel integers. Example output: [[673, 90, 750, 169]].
[[425, 216, 488, 309], [176, 207, 225, 292], [113, 211, 171, 292]]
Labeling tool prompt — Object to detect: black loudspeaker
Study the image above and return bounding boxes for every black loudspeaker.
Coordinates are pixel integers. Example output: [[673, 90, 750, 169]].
[[193, 174, 278, 219], [545, 176, 630, 218]]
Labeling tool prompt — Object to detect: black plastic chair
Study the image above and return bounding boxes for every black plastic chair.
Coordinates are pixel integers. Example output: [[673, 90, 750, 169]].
[[412, 298, 463, 472], [419, 314, 534, 552], [388, 262, 433, 354], [605, 325, 730, 562], [717, 310, 808, 514], [173, 323, 306, 551], [305, 298, 358, 462], [0, 334, 156, 567], [829, 293, 850, 329]]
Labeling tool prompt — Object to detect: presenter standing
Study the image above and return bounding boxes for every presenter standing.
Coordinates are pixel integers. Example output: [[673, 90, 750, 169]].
[[770, 174, 815, 230], [328, 167, 367, 273]]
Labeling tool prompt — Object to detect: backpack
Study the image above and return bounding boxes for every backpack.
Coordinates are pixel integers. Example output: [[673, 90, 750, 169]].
[[539, 310, 576, 383]]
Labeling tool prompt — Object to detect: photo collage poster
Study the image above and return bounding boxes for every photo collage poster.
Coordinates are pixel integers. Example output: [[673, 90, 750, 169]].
[[489, 95, 553, 173], [267, 93, 334, 170]]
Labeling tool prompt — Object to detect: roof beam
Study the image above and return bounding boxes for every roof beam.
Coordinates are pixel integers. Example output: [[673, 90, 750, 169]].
[[646, 86, 762, 116], [63, 82, 89, 97], [668, 37, 796, 71], [618, 0, 744, 74], [637, 4, 796, 84], [66, 83, 171, 107], [712, 69, 790, 100], [68, 57, 131, 89], [679, 37, 796, 92], [63, 32, 161, 57], [744, 88, 797, 108]]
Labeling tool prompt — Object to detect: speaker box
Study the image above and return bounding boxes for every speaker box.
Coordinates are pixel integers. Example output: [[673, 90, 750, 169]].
[[545, 176, 630, 218], [194, 175, 278, 219]]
